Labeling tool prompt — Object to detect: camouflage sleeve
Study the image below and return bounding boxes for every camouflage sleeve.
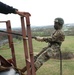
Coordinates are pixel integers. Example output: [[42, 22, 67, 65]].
[[43, 30, 65, 43], [43, 37, 52, 43], [51, 30, 65, 42]]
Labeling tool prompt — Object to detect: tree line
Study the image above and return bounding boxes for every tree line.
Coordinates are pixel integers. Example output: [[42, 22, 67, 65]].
[[0, 25, 74, 41]]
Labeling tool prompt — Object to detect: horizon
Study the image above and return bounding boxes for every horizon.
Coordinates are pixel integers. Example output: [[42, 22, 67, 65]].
[[0, 23, 74, 29]]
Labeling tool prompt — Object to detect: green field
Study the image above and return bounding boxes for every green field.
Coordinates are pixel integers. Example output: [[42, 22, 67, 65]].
[[0, 36, 74, 75]]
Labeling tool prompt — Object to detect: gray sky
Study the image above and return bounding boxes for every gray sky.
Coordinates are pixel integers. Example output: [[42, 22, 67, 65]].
[[0, 0, 74, 28]]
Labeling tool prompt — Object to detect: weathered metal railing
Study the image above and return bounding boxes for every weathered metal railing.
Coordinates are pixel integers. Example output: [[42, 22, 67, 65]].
[[0, 20, 16, 67], [0, 15, 36, 75]]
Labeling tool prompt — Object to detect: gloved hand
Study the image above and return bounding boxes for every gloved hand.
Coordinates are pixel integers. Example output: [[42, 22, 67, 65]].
[[35, 36, 44, 42]]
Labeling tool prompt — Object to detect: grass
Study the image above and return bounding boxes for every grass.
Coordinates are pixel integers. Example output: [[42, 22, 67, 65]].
[[61, 36, 74, 52], [0, 36, 74, 75]]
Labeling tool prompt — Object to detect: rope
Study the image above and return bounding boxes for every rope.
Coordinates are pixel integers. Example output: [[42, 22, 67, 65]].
[[59, 49, 62, 75], [0, 30, 35, 38], [0, 30, 22, 36]]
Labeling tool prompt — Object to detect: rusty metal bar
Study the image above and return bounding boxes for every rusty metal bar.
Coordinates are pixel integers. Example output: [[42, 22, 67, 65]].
[[6, 20, 16, 67], [0, 57, 10, 67], [26, 16, 36, 75], [0, 55, 12, 67], [20, 17, 31, 75]]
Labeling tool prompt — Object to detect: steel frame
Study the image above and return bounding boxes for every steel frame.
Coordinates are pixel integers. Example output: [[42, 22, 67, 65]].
[[0, 16, 36, 75], [0, 20, 16, 67]]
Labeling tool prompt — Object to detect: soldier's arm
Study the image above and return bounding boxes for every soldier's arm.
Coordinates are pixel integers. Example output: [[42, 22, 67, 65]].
[[0, 1, 31, 16], [43, 37, 52, 43], [0, 1, 17, 14], [35, 36, 52, 42], [35, 37, 44, 42], [43, 31, 65, 43]]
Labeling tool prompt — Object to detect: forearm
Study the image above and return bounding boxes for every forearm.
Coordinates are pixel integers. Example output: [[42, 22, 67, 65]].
[[0, 1, 18, 14], [43, 37, 52, 43], [35, 37, 52, 42]]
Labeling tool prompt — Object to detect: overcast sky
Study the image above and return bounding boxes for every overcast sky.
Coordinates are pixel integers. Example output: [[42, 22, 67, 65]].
[[0, 0, 74, 28]]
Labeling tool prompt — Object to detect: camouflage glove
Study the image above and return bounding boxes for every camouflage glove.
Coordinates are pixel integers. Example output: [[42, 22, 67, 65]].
[[35, 36, 44, 42]]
